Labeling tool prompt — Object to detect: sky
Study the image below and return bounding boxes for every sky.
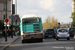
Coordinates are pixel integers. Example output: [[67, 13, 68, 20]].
[[13, 0, 72, 23]]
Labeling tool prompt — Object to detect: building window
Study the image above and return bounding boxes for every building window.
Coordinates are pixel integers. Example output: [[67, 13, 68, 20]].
[[3, 3, 6, 11], [4, 15, 5, 19]]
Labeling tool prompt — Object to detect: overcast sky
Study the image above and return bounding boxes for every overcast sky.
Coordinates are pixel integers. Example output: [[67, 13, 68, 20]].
[[13, 0, 72, 23]]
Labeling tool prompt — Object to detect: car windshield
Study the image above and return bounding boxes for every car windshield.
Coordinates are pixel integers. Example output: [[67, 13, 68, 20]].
[[47, 29, 54, 31], [70, 28, 75, 32], [58, 29, 68, 32], [43, 29, 54, 33], [22, 18, 39, 24], [46, 29, 54, 32]]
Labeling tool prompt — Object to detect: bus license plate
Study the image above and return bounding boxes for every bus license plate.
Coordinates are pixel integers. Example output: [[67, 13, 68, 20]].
[[30, 34, 35, 36]]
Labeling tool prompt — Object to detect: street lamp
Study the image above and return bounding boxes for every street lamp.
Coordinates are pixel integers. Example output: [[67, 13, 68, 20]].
[[11, 0, 13, 38], [5, 0, 7, 42], [15, 0, 17, 32]]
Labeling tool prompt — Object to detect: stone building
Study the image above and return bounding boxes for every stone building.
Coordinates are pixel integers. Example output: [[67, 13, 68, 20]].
[[0, 0, 11, 20], [0, 0, 11, 29], [72, 0, 75, 13]]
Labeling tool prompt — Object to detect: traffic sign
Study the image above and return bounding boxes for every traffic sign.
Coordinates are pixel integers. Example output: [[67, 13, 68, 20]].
[[58, 25, 60, 28], [11, 15, 14, 19], [5, 18, 9, 23], [58, 23, 60, 25]]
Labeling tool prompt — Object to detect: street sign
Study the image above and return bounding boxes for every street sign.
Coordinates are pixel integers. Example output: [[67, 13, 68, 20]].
[[58, 25, 60, 28], [4, 22, 11, 26], [58, 23, 60, 25], [11, 15, 14, 19], [5, 18, 9, 23]]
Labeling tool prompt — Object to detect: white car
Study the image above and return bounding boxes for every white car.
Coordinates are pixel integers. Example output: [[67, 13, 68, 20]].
[[56, 29, 70, 40]]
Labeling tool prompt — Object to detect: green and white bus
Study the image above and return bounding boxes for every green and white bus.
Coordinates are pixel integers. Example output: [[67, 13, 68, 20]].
[[20, 14, 43, 43]]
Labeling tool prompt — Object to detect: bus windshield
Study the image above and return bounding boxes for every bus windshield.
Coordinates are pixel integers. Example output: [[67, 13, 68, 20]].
[[22, 18, 39, 24]]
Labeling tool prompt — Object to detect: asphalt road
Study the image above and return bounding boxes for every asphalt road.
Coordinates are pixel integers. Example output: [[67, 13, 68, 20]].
[[5, 37, 75, 50]]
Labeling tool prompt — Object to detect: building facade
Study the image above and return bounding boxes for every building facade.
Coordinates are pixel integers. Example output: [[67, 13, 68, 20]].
[[0, 0, 11, 20], [72, 0, 75, 13]]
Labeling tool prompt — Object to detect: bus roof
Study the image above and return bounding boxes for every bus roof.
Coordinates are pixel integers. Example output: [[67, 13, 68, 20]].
[[21, 14, 38, 20]]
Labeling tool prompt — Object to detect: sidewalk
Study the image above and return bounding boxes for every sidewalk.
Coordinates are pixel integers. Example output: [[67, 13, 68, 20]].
[[0, 36, 20, 50]]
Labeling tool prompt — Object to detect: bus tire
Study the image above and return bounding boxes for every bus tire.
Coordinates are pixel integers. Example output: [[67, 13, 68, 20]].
[[56, 38, 58, 40], [41, 39, 43, 42], [39, 39, 43, 42], [67, 38, 70, 40], [22, 40, 24, 43]]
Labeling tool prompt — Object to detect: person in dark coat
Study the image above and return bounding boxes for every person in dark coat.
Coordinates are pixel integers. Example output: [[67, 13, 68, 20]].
[[9, 29, 12, 37], [7, 29, 10, 37], [8, 29, 12, 37], [7, 29, 12, 37], [3, 29, 5, 37]]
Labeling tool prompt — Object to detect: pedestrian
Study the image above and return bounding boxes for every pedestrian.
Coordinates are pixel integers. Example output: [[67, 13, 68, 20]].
[[9, 29, 13, 38], [15, 30, 19, 36], [15, 31, 17, 36], [17, 30, 19, 36], [7, 29, 10, 37], [3, 29, 5, 37]]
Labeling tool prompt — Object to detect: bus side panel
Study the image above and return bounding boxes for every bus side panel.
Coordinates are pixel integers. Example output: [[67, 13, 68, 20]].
[[20, 20, 23, 35], [20, 20, 24, 40], [39, 18, 43, 31]]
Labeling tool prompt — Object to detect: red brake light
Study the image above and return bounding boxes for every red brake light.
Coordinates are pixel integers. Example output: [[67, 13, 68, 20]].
[[54, 30, 55, 32], [57, 33, 59, 35], [67, 32, 69, 34], [1, 33, 2, 34], [23, 35, 27, 37], [38, 34, 41, 36], [45, 30, 46, 32], [62, 28, 64, 29]]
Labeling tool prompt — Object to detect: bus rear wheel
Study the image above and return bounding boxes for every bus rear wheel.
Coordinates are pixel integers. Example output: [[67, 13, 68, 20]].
[[39, 39, 43, 42], [22, 40, 27, 43], [22, 40, 24, 43]]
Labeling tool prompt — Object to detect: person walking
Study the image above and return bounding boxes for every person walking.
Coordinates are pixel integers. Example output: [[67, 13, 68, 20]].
[[3, 29, 5, 37], [15, 30, 18, 36], [9, 29, 13, 38], [7, 29, 10, 37]]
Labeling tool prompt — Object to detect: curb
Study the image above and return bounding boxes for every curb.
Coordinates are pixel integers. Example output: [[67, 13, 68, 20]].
[[1, 36, 20, 50]]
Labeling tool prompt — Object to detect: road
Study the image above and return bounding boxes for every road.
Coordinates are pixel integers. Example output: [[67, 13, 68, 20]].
[[5, 37, 75, 50]]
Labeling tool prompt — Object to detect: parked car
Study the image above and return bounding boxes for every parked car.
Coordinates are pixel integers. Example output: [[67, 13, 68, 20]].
[[68, 27, 75, 37], [54, 28, 58, 33], [0, 30, 3, 38], [43, 28, 56, 39], [56, 28, 70, 40]]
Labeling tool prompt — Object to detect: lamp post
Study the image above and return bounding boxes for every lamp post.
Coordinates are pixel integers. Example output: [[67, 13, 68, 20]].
[[15, 0, 17, 15], [11, 0, 13, 38], [5, 0, 7, 42], [15, 0, 17, 33]]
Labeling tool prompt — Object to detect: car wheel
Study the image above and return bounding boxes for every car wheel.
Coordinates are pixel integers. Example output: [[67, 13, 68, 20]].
[[53, 36, 56, 39], [67, 38, 70, 40], [44, 36, 46, 39], [40, 39, 43, 42], [56, 38, 58, 40], [0, 36, 2, 38], [22, 40, 27, 43]]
